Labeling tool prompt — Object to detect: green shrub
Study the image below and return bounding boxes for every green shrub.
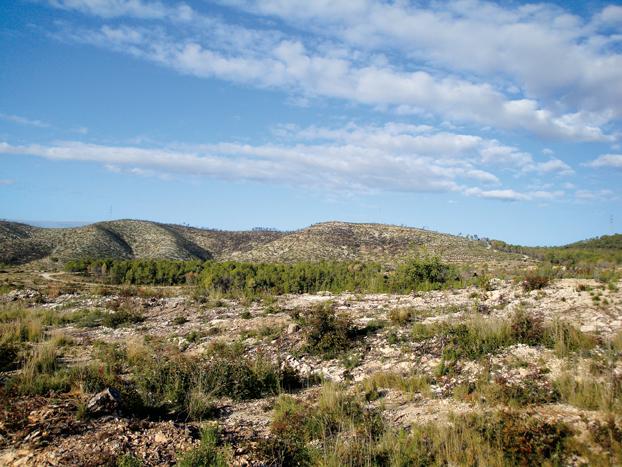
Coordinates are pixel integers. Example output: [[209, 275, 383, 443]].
[[177, 425, 232, 467], [172, 315, 188, 325], [522, 270, 551, 291], [469, 411, 572, 466], [102, 309, 144, 328], [301, 302, 353, 358], [128, 345, 308, 418], [116, 453, 142, 467], [388, 307, 415, 325], [509, 309, 546, 345], [361, 371, 432, 400]]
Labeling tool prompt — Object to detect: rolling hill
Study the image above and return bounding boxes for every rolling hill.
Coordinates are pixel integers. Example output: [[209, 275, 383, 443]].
[[0, 219, 520, 265]]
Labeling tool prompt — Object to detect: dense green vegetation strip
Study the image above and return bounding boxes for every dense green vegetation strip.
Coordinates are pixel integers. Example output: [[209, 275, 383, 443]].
[[65, 258, 458, 294]]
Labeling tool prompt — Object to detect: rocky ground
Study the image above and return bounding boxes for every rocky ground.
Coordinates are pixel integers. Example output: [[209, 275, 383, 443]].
[[0, 270, 621, 466]]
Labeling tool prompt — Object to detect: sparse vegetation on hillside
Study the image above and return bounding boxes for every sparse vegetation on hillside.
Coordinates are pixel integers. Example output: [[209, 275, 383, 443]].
[[492, 235, 622, 272], [1, 219, 521, 265]]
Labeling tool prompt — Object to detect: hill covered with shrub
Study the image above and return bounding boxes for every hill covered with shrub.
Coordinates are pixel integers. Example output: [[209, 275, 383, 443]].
[[0, 220, 518, 265]]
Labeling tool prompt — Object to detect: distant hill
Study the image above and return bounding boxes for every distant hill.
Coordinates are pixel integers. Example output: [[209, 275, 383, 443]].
[[565, 234, 622, 250], [490, 233, 622, 267], [0, 219, 521, 265]]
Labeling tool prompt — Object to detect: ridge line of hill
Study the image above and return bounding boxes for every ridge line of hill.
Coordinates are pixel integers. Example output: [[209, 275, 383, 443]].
[[0, 219, 522, 265]]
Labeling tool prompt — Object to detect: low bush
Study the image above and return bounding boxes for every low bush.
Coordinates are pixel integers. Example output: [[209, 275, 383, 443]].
[[102, 309, 145, 329], [509, 308, 546, 345], [456, 373, 560, 407], [522, 270, 552, 291], [301, 302, 354, 359], [388, 307, 415, 325], [260, 384, 384, 465], [468, 410, 572, 466], [177, 425, 232, 467], [128, 344, 309, 418], [261, 386, 574, 466]]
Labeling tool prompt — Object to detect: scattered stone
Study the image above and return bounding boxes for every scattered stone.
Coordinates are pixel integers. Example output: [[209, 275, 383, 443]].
[[86, 388, 121, 416]]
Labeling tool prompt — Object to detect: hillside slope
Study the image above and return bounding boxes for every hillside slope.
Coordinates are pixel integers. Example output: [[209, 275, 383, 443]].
[[0, 219, 519, 265], [566, 234, 622, 250], [231, 222, 510, 263]]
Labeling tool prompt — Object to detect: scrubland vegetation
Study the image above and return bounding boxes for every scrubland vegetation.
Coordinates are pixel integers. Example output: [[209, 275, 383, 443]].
[[1, 249, 622, 466]]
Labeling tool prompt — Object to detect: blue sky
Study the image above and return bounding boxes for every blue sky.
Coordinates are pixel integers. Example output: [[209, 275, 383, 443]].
[[1, 0, 621, 245]]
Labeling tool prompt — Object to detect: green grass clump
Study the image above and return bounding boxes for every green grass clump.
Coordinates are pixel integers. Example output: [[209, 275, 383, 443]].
[[7, 338, 116, 396], [554, 373, 622, 412], [388, 307, 415, 325], [411, 311, 598, 371], [177, 425, 232, 467], [413, 316, 513, 365], [261, 385, 574, 466], [261, 384, 384, 465], [172, 315, 188, 325], [102, 309, 145, 328], [128, 343, 308, 418], [116, 453, 142, 467], [0, 306, 45, 371], [361, 371, 432, 400], [545, 320, 597, 357]]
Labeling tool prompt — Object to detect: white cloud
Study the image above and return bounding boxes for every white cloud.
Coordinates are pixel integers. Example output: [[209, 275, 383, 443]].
[[594, 5, 622, 26], [0, 112, 50, 128], [49, 2, 616, 142], [0, 122, 569, 199], [47, 0, 194, 21], [586, 154, 622, 169], [464, 187, 564, 202], [534, 159, 574, 176], [478, 142, 574, 176], [228, 1, 622, 127], [575, 188, 615, 201]]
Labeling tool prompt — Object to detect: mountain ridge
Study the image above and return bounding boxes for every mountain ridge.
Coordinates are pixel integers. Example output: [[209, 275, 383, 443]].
[[0, 219, 520, 265]]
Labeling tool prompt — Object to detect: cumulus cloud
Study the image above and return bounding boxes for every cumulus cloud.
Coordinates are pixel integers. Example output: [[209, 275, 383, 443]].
[[228, 0, 622, 125], [586, 154, 622, 169], [47, 1, 617, 141], [0, 122, 569, 199], [533, 159, 574, 176]]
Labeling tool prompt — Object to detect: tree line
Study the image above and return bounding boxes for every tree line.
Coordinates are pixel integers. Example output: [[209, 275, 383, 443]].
[[65, 257, 458, 295]]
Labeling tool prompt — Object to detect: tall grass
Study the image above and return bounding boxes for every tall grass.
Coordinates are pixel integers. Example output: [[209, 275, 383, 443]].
[[361, 371, 432, 400], [261, 384, 573, 466]]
